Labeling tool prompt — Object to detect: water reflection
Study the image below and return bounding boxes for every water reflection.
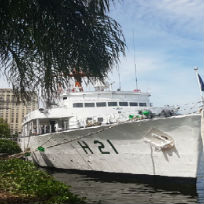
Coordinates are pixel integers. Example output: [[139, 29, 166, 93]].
[[46, 169, 203, 204], [197, 157, 204, 204], [197, 179, 204, 204]]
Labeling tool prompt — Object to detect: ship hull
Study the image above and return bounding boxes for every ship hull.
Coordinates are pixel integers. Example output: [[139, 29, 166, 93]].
[[19, 114, 203, 178]]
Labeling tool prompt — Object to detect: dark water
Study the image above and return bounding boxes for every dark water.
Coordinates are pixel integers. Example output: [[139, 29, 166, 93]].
[[48, 169, 204, 204]]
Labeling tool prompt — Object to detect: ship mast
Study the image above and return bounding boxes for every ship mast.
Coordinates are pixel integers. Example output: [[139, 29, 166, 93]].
[[67, 69, 86, 92], [133, 31, 138, 90]]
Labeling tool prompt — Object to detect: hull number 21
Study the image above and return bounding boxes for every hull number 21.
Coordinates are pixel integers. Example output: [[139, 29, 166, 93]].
[[77, 139, 118, 154]]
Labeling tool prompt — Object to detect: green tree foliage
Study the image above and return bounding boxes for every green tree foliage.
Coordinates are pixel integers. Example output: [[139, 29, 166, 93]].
[[0, 0, 125, 99], [0, 159, 85, 203], [0, 139, 21, 154], [0, 118, 10, 138]]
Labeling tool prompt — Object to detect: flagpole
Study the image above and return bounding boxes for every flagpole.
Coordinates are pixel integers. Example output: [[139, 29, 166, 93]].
[[194, 67, 204, 105], [194, 67, 204, 159]]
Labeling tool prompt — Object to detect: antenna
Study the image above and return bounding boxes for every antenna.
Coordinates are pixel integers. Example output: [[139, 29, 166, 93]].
[[117, 64, 121, 91], [133, 31, 138, 90]]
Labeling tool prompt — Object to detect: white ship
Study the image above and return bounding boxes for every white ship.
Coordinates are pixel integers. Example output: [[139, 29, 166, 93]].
[[18, 74, 204, 179]]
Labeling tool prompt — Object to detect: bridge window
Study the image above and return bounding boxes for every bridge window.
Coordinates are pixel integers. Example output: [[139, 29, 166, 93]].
[[98, 117, 103, 122], [85, 103, 95, 107], [139, 103, 147, 107], [130, 102, 138, 106], [96, 102, 106, 107], [119, 102, 128, 106], [73, 103, 83, 108], [108, 102, 117, 106], [63, 97, 67, 100]]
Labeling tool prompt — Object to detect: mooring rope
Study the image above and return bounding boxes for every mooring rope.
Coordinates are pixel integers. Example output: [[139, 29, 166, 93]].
[[33, 119, 136, 152], [176, 101, 202, 114], [46, 125, 116, 149]]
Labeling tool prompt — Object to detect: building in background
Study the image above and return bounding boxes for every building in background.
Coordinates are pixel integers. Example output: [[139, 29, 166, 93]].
[[0, 88, 38, 134]]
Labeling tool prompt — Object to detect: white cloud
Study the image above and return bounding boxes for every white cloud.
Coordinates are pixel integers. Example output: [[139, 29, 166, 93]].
[[109, 0, 203, 106], [111, 51, 162, 76], [109, 49, 203, 106], [109, 51, 167, 92], [154, 0, 203, 19], [111, 0, 204, 38]]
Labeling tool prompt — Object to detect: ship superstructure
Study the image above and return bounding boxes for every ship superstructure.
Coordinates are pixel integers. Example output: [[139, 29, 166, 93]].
[[21, 87, 159, 137]]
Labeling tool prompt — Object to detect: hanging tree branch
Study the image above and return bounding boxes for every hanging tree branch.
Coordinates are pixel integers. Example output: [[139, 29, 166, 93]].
[[0, 0, 125, 100]]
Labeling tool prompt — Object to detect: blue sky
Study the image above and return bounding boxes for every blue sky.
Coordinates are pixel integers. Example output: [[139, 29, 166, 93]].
[[0, 0, 203, 107], [109, 0, 204, 106]]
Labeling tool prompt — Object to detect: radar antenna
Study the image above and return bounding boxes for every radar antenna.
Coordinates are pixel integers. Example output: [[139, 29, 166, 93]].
[[133, 31, 138, 90]]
